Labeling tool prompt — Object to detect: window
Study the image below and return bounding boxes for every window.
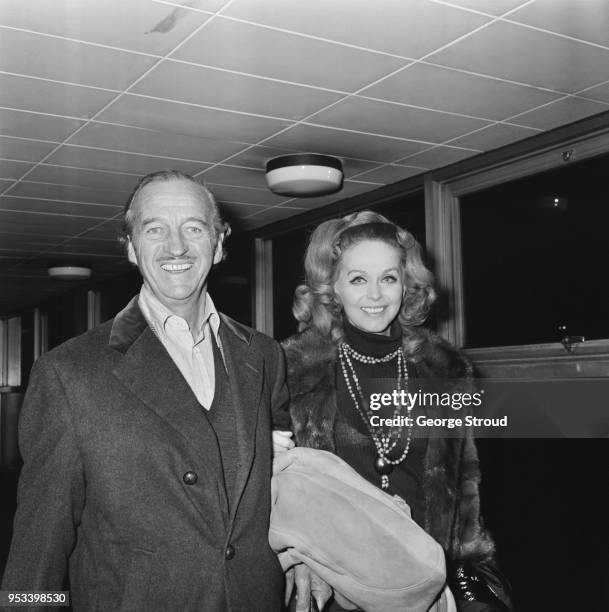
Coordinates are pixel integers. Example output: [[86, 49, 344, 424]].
[[460, 151, 609, 348]]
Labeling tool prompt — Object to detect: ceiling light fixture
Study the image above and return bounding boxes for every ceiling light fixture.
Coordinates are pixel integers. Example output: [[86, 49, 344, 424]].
[[48, 266, 92, 280], [266, 153, 343, 197]]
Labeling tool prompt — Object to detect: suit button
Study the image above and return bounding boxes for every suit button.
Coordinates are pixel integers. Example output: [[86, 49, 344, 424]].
[[225, 544, 235, 560], [183, 471, 198, 485]]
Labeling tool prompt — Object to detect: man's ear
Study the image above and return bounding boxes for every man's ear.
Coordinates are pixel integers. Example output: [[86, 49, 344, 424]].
[[127, 238, 137, 266], [213, 233, 224, 265]]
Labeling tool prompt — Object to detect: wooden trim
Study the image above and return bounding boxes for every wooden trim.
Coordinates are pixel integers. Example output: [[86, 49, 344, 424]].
[[254, 238, 274, 336], [446, 126, 609, 196], [87, 290, 101, 330], [424, 176, 464, 347], [6, 317, 21, 388], [465, 338, 609, 362], [33, 307, 48, 360], [432, 109, 609, 185], [0, 319, 6, 387]]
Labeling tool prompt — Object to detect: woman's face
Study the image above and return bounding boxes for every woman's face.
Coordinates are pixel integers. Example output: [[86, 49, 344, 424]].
[[334, 239, 404, 336]]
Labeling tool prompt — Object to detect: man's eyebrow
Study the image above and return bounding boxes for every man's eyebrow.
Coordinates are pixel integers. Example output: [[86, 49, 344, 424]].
[[140, 216, 209, 225], [141, 216, 162, 225], [183, 216, 210, 225]]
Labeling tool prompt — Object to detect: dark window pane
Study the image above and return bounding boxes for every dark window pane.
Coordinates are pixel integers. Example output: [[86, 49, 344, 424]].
[[209, 233, 253, 327], [46, 290, 87, 349], [461, 152, 609, 347], [273, 227, 310, 342], [272, 192, 425, 342]]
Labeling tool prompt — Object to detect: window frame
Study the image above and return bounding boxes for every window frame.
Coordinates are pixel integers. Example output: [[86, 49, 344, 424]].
[[434, 125, 609, 374]]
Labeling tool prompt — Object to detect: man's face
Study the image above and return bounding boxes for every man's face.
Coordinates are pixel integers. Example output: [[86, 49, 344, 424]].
[[127, 178, 223, 317]]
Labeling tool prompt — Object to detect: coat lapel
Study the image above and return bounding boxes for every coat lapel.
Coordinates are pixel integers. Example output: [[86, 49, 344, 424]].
[[109, 297, 226, 539], [219, 315, 263, 521]]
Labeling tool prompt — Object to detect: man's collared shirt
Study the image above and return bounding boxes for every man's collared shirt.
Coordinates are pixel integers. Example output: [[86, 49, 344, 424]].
[[138, 285, 223, 410]]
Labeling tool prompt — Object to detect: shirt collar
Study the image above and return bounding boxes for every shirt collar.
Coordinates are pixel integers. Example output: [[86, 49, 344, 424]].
[[138, 285, 220, 342]]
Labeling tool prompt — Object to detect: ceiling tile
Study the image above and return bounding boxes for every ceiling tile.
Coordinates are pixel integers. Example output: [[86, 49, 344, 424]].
[[79, 221, 124, 240], [199, 165, 268, 189], [97, 94, 292, 142], [7, 181, 130, 206], [0, 136, 56, 162], [0, 73, 116, 118], [224, 0, 490, 58], [0, 235, 60, 250], [239, 205, 304, 229], [397, 146, 478, 168], [350, 164, 423, 183], [428, 20, 609, 93], [133, 61, 343, 120], [361, 62, 562, 120], [0, 220, 75, 239], [0, 0, 214, 55], [509, 0, 609, 47], [583, 82, 609, 104], [225, 145, 381, 177], [0, 196, 119, 218], [0, 108, 86, 141], [435, 0, 527, 16], [265, 124, 427, 163], [46, 145, 211, 176], [312, 97, 490, 142], [48, 238, 125, 257], [0, 210, 107, 233], [278, 180, 380, 210], [0, 28, 157, 90], [69, 122, 248, 163], [207, 183, 287, 206], [0, 249, 51, 262], [447, 122, 541, 149], [172, 17, 406, 92], [220, 201, 267, 219], [26, 165, 139, 191], [510, 97, 609, 130], [0, 159, 34, 179]]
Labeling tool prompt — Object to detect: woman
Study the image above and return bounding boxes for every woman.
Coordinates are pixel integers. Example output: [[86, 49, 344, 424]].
[[281, 211, 512, 612]]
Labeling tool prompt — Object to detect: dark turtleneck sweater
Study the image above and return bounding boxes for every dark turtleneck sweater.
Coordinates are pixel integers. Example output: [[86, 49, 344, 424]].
[[335, 319, 427, 526]]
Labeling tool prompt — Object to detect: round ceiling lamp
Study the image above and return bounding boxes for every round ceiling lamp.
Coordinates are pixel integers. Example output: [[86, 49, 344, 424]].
[[266, 153, 343, 197], [48, 266, 92, 280]]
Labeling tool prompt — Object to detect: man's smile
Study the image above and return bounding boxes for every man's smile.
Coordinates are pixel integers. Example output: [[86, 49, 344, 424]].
[[160, 262, 194, 272]]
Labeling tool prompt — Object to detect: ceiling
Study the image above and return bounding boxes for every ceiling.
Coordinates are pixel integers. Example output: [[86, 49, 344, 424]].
[[2, 0, 609, 315]]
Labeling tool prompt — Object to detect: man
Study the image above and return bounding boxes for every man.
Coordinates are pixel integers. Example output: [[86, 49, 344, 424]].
[[2, 170, 291, 610]]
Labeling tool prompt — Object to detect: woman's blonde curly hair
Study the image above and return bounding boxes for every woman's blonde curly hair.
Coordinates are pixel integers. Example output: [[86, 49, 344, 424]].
[[293, 210, 436, 342]]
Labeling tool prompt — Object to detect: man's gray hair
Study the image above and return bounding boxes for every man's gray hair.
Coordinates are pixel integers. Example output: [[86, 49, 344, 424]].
[[119, 170, 231, 257]]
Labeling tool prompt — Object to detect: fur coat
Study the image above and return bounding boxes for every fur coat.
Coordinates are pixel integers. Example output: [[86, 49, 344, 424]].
[[282, 325, 495, 564]]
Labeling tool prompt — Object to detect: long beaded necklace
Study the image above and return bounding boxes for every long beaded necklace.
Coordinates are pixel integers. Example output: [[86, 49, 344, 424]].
[[338, 341, 413, 490]]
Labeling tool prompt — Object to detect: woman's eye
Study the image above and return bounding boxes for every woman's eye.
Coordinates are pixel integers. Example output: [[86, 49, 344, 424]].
[[383, 275, 398, 283], [349, 276, 365, 284], [145, 226, 163, 236], [185, 226, 203, 234]]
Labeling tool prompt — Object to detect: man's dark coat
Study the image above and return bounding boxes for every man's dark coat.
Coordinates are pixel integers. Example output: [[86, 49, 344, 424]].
[[2, 297, 288, 611]]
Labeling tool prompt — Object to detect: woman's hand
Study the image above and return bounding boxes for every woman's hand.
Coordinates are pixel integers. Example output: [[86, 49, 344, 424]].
[[285, 563, 332, 612], [273, 430, 295, 454]]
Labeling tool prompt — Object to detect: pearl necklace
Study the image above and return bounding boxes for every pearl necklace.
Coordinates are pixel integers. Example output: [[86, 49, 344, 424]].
[[338, 341, 413, 490]]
